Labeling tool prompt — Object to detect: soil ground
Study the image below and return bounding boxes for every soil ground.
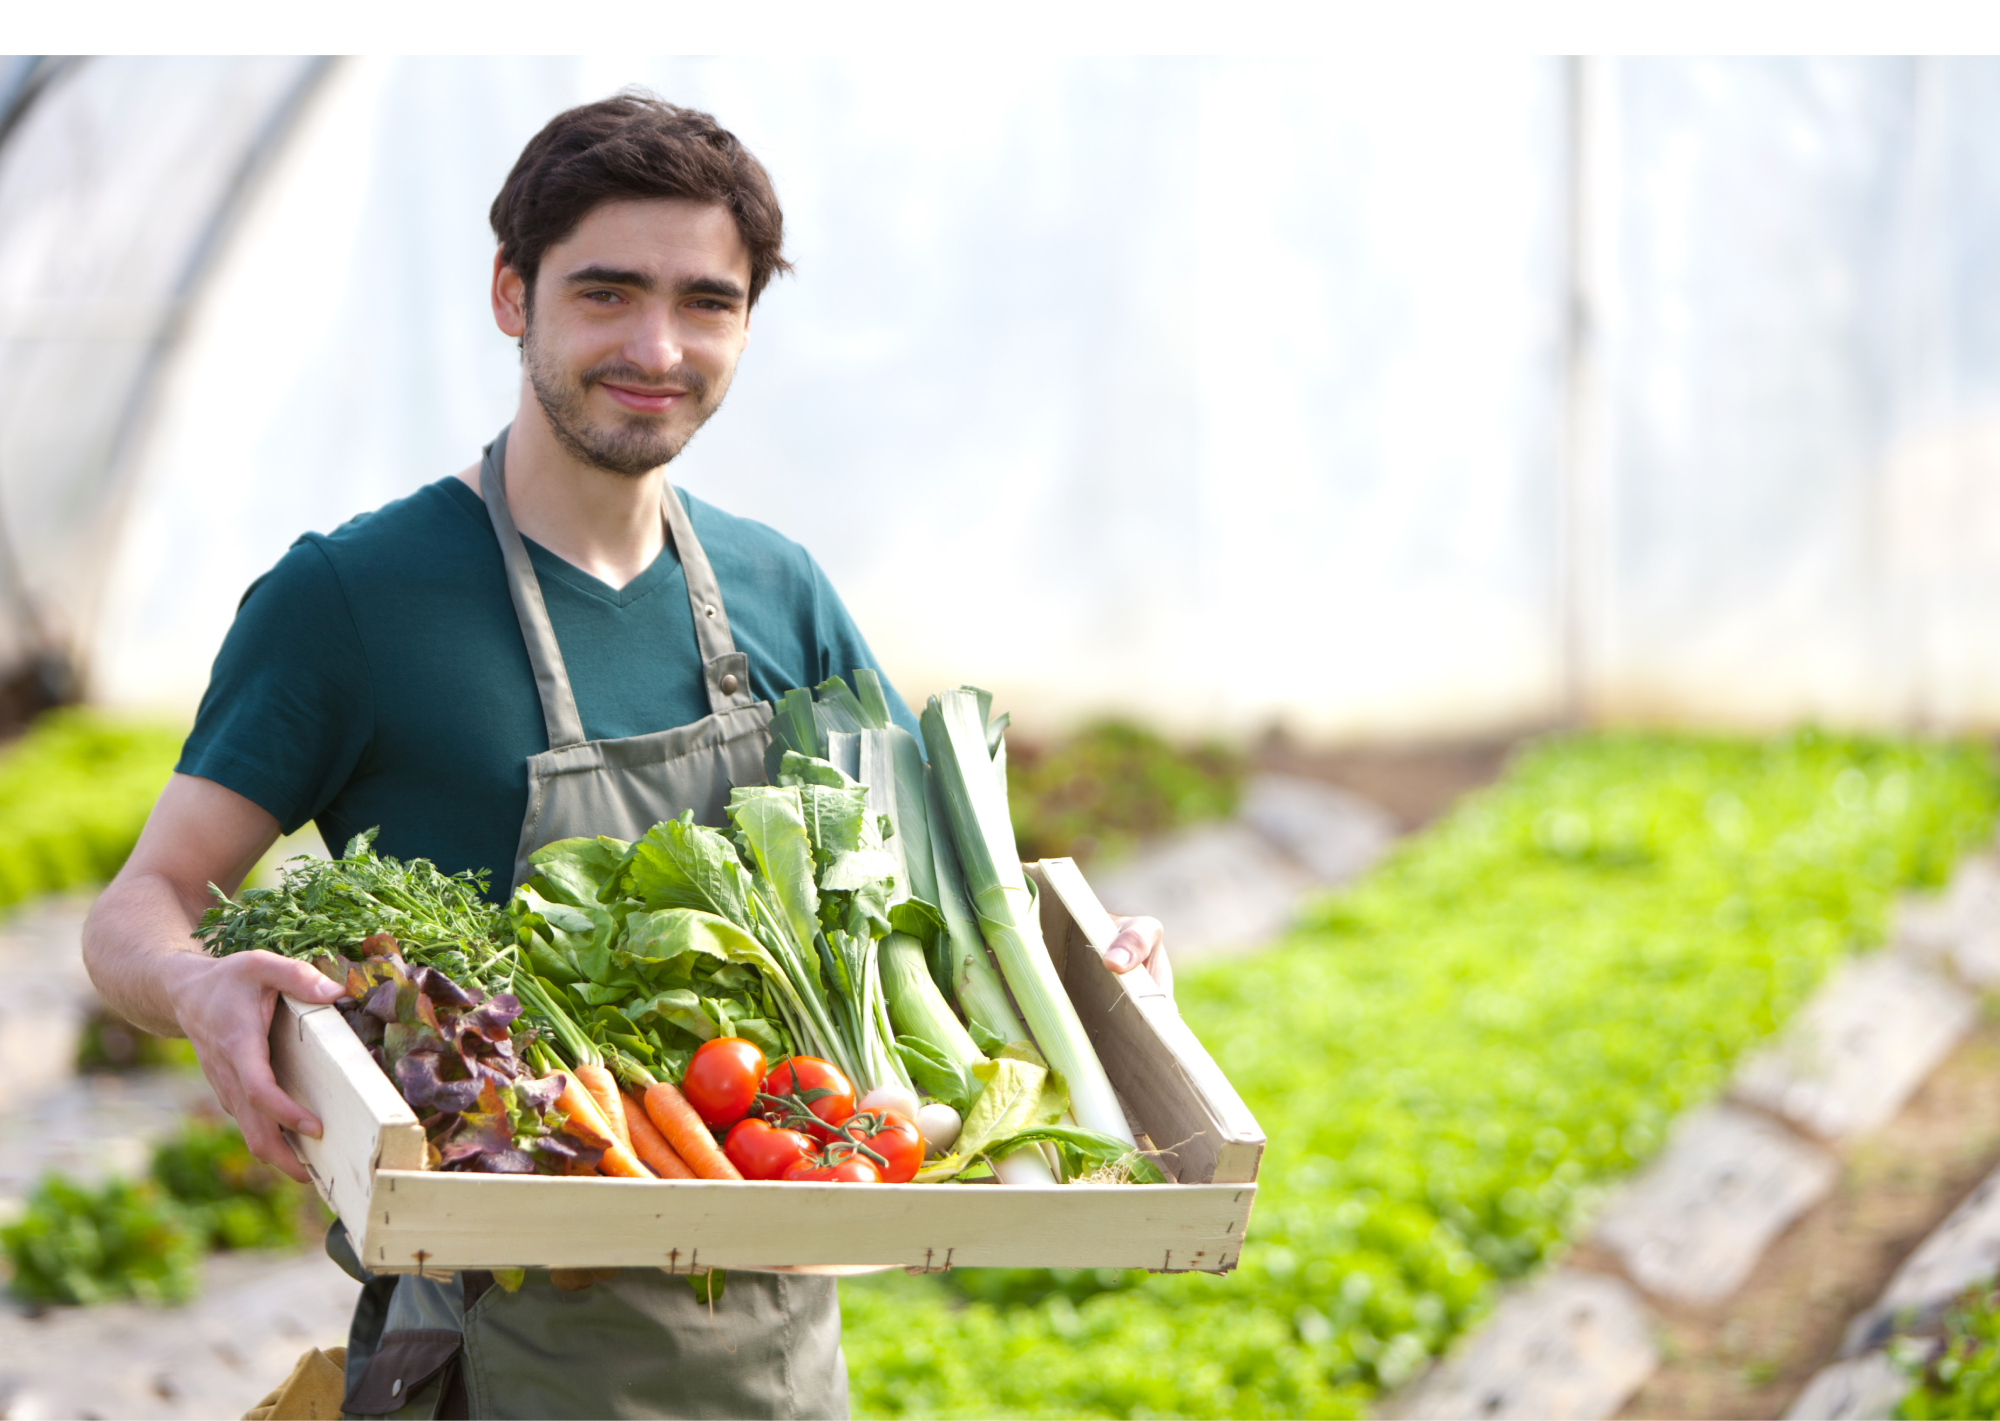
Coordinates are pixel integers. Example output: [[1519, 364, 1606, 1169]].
[[1585, 1011, 2000, 1420]]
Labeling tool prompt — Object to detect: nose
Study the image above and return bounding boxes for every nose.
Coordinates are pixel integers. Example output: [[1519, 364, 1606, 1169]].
[[627, 300, 684, 375]]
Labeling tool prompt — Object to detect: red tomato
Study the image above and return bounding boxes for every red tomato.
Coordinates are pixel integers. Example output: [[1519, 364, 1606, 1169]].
[[842, 1109, 924, 1184], [682, 1038, 768, 1127], [780, 1154, 882, 1184], [723, 1118, 815, 1181], [761, 1057, 856, 1142]]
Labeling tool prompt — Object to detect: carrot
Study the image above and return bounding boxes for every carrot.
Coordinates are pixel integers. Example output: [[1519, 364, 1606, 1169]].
[[623, 1090, 697, 1179], [576, 1062, 633, 1154], [552, 1072, 653, 1178], [642, 1080, 742, 1181]]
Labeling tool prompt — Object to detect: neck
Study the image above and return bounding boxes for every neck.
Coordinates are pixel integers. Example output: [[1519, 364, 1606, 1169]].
[[488, 390, 670, 591]]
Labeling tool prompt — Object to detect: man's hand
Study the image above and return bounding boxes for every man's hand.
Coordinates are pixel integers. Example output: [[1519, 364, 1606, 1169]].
[[163, 949, 344, 1183], [82, 773, 335, 1183], [1102, 915, 1171, 996]]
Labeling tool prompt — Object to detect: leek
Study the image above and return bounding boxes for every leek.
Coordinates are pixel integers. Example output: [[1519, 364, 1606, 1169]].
[[923, 763, 1033, 1049], [922, 689, 1135, 1149], [882, 933, 980, 1068]]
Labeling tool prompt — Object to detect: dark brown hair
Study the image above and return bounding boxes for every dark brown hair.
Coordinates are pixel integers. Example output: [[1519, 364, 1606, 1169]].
[[490, 91, 792, 306]]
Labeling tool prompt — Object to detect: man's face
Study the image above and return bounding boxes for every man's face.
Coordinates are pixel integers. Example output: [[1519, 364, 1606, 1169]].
[[496, 197, 754, 477]]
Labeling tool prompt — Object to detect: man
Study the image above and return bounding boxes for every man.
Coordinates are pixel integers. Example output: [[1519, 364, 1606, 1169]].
[[82, 94, 1167, 1419]]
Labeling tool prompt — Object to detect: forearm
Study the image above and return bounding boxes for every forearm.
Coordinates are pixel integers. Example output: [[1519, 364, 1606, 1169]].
[[80, 776, 340, 1180], [82, 870, 215, 1037]]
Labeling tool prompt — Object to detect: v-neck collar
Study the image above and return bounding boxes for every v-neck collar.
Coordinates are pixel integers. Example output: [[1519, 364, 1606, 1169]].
[[445, 477, 686, 610]]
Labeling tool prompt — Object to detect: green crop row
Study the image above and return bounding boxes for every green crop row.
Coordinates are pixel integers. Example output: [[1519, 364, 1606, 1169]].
[[2, 1116, 325, 1306], [841, 729, 2000, 1419], [1896, 1283, 2000, 1418], [0, 708, 182, 910]]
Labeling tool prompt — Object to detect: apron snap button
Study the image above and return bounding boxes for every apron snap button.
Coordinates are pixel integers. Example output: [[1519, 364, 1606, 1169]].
[[719, 673, 739, 694], [704, 603, 717, 618]]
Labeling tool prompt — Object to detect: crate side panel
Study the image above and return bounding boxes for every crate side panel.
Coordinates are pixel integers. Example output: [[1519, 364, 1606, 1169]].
[[268, 996, 424, 1243], [1031, 860, 1266, 1185], [360, 1173, 1254, 1275]]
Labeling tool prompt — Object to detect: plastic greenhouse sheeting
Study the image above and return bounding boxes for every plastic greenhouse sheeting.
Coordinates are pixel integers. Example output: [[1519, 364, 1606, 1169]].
[[0, 56, 319, 693], [6, 56, 2000, 739]]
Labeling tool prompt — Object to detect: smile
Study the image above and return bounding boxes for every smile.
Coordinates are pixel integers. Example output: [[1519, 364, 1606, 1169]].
[[599, 383, 685, 414]]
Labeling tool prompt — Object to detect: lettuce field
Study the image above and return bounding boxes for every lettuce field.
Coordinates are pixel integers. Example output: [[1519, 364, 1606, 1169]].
[[0, 708, 182, 909], [0, 711, 1993, 1417], [840, 730, 2000, 1418]]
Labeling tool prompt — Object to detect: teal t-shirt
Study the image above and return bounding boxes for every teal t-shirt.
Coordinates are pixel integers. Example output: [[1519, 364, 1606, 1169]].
[[178, 475, 917, 901]]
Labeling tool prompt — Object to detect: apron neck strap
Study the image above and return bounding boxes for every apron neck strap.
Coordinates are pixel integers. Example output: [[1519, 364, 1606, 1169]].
[[661, 480, 758, 715], [481, 426, 760, 751], [481, 427, 588, 750]]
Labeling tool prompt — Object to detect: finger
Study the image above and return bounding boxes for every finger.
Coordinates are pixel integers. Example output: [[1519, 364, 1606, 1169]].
[[238, 1106, 313, 1184], [1102, 916, 1163, 974], [249, 950, 345, 1004], [236, 1043, 324, 1140], [201, 1052, 313, 1182]]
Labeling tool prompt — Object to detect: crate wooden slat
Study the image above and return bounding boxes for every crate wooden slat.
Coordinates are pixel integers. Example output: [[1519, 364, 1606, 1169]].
[[270, 858, 1262, 1275], [1030, 860, 1266, 1186], [353, 1172, 1252, 1275], [269, 992, 424, 1227]]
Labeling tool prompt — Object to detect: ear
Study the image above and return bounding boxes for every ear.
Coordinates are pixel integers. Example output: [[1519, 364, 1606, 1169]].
[[492, 249, 528, 338]]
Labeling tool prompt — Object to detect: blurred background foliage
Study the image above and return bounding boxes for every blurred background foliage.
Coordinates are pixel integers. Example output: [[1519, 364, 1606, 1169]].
[[1007, 719, 1247, 864], [841, 729, 2000, 1418], [3, 1115, 324, 1307], [0, 709, 182, 909]]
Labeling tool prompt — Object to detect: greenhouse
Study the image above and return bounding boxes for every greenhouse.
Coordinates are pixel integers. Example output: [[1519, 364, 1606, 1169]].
[[1, 52, 1999, 1421]]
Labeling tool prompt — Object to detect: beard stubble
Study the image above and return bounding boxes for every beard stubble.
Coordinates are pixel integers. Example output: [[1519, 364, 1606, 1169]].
[[524, 318, 727, 478]]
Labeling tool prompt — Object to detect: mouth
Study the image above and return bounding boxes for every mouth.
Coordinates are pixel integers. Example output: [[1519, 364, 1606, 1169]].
[[598, 382, 687, 415]]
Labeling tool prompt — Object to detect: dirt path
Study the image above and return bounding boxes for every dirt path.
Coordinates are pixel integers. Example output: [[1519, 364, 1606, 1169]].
[[1602, 1014, 2000, 1419], [1254, 735, 1520, 831]]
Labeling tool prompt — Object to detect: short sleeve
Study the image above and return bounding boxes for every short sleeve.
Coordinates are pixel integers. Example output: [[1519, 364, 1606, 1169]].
[[804, 553, 923, 738], [176, 537, 375, 834]]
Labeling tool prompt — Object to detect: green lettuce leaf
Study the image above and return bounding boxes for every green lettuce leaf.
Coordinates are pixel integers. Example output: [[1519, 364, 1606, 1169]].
[[727, 788, 821, 950], [525, 836, 630, 902], [619, 814, 758, 925], [957, 1056, 1066, 1157], [628, 988, 718, 1042], [623, 908, 775, 972], [776, 750, 855, 790], [896, 1035, 978, 1115]]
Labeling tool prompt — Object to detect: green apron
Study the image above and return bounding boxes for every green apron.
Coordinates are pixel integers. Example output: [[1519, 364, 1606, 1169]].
[[334, 427, 849, 1419]]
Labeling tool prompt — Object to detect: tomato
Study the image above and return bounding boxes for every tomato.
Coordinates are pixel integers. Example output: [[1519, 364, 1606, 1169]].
[[780, 1154, 882, 1184], [682, 1037, 767, 1126], [842, 1109, 924, 1183], [723, 1118, 815, 1181], [760, 1057, 855, 1142]]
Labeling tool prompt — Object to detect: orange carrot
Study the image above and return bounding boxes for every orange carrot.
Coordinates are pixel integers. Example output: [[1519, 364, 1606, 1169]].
[[552, 1072, 653, 1178], [577, 1062, 633, 1154], [623, 1091, 697, 1179], [642, 1080, 742, 1181]]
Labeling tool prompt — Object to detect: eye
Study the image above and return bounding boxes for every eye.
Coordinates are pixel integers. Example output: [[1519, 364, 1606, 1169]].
[[583, 289, 622, 304]]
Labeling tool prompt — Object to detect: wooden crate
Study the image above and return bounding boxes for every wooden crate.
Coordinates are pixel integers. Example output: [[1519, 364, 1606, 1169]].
[[269, 858, 1263, 1276]]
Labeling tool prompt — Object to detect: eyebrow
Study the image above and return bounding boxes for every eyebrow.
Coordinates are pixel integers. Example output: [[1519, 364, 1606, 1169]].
[[561, 265, 746, 303], [563, 264, 654, 291]]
